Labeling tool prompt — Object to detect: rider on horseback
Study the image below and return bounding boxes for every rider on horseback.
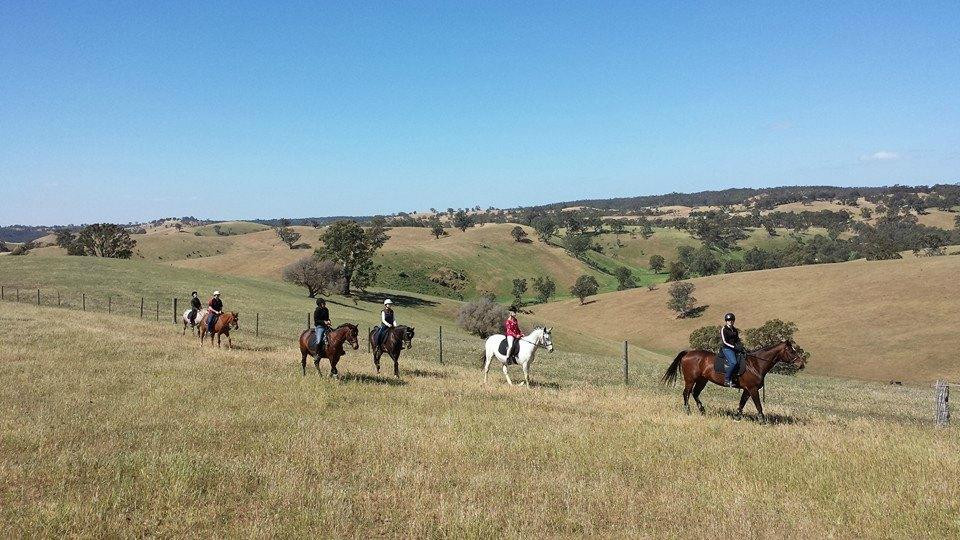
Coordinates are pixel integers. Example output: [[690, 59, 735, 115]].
[[188, 291, 202, 325], [720, 312, 742, 387], [377, 299, 396, 347], [207, 291, 223, 333], [314, 298, 330, 349], [505, 309, 524, 363]]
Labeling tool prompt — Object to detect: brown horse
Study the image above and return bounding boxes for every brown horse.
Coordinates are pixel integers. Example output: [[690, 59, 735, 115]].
[[198, 311, 239, 348], [298, 323, 360, 377], [368, 325, 415, 378], [661, 340, 806, 422]]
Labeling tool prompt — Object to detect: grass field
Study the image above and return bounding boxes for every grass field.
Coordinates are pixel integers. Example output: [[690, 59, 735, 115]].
[[534, 255, 960, 383], [2, 299, 959, 537]]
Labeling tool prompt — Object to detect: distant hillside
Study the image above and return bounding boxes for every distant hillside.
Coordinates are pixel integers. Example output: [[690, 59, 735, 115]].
[[533, 255, 960, 383], [528, 183, 960, 213]]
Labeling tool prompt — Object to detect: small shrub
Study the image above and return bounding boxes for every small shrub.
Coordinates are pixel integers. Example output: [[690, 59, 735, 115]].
[[689, 325, 721, 351], [457, 297, 509, 338]]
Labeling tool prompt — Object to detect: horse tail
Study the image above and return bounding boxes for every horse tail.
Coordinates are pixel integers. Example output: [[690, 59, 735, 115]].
[[661, 351, 686, 385]]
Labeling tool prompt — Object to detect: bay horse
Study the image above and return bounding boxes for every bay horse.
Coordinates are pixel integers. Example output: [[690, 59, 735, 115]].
[[368, 325, 415, 378], [298, 323, 360, 377], [482, 327, 554, 387], [198, 311, 239, 348], [661, 340, 806, 422]]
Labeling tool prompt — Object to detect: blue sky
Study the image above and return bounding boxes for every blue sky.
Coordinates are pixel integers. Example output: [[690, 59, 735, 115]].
[[1, 1, 958, 225]]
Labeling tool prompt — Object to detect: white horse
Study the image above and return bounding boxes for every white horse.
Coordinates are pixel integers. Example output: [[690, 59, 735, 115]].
[[483, 326, 554, 386], [181, 308, 205, 336]]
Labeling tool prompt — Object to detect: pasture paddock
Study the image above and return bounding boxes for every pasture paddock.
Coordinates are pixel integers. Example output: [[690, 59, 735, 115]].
[[1, 301, 959, 537]]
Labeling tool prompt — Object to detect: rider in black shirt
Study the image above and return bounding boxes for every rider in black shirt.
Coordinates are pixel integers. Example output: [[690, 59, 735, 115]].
[[314, 298, 331, 348], [720, 312, 741, 386], [189, 291, 202, 324]]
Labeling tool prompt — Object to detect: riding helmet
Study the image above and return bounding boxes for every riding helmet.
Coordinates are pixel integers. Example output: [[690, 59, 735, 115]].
[[191, 291, 197, 296], [316, 298, 325, 306], [724, 312, 736, 322], [383, 299, 393, 306]]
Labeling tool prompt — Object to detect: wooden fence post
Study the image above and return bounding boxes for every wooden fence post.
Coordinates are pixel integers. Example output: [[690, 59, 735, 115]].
[[108, 296, 112, 313], [37, 289, 41, 306], [935, 380, 950, 427], [255, 313, 259, 337], [140, 297, 144, 318], [57, 291, 61, 306], [172, 298, 178, 324], [306, 313, 310, 330], [82, 293, 86, 311], [623, 341, 629, 386], [156, 300, 159, 321], [1, 285, 4, 300], [439, 326, 443, 364], [16, 288, 19, 302], [367, 327, 371, 352]]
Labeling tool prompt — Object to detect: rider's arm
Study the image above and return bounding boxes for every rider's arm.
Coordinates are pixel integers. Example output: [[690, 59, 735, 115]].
[[720, 327, 734, 348]]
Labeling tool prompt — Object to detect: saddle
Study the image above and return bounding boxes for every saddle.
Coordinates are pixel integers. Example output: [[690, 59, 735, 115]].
[[715, 349, 747, 380], [498, 338, 520, 364]]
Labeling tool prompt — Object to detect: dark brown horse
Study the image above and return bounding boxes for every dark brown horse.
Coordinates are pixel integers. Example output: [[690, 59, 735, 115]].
[[298, 323, 360, 377], [368, 325, 415, 378], [661, 340, 806, 422], [198, 311, 240, 348]]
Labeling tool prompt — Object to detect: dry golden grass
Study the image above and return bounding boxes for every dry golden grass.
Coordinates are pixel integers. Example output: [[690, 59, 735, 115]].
[[534, 256, 960, 383], [2, 301, 959, 537]]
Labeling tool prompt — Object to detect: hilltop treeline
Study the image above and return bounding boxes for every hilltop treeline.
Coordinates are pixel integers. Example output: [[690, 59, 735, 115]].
[[529, 183, 960, 213]]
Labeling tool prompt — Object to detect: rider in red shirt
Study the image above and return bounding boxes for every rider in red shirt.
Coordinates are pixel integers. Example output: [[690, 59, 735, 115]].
[[505, 309, 524, 362]]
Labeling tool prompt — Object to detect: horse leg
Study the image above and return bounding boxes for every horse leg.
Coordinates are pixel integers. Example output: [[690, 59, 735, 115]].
[[749, 388, 765, 423], [301, 351, 307, 376], [329, 355, 339, 378], [483, 351, 493, 384], [521, 362, 531, 388], [501, 364, 514, 386], [182, 322, 186, 336], [373, 350, 382, 374], [736, 390, 750, 419], [392, 353, 400, 379], [692, 380, 707, 414], [682, 381, 694, 414], [227, 334, 232, 349]]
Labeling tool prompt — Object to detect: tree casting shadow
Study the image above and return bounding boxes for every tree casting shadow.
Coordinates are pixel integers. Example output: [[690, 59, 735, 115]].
[[351, 291, 440, 308]]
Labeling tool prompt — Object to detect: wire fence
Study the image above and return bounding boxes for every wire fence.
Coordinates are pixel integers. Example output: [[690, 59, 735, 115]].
[[1, 284, 952, 426]]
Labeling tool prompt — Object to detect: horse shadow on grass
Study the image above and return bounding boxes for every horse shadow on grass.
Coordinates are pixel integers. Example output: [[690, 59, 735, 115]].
[[716, 409, 803, 425], [339, 373, 408, 386], [230, 342, 279, 352], [406, 368, 448, 379], [526, 380, 562, 390]]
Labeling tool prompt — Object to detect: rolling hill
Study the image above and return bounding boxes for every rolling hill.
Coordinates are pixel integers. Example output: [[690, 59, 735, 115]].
[[533, 255, 960, 383]]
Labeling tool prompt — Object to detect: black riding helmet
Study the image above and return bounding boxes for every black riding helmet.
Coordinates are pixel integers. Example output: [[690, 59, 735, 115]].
[[191, 291, 198, 296], [316, 298, 325, 306], [724, 312, 736, 322]]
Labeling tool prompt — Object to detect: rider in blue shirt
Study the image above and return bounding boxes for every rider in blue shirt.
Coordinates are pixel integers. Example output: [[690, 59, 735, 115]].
[[720, 312, 741, 387]]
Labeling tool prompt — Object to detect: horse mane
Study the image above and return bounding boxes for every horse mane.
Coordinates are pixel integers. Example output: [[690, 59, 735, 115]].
[[747, 340, 788, 354], [334, 323, 355, 330]]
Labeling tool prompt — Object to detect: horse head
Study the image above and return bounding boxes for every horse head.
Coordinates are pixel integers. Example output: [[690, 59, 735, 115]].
[[533, 326, 554, 352], [345, 323, 360, 350], [402, 326, 415, 349], [230, 312, 240, 330], [781, 339, 806, 370]]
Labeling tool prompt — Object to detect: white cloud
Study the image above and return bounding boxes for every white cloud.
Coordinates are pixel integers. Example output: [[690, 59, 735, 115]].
[[860, 151, 900, 162]]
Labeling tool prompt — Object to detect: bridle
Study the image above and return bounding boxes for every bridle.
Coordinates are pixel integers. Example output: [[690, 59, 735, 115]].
[[519, 330, 551, 350]]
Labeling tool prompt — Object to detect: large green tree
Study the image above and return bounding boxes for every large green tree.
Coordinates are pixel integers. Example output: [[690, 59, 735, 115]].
[[73, 224, 136, 259], [316, 220, 389, 295]]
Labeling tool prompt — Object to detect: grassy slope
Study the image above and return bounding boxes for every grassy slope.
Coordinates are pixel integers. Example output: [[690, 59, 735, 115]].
[[375, 224, 617, 301], [533, 255, 960, 383], [1, 301, 958, 537], [192, 221, 272, 236], [0, 255, 621, 363]]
